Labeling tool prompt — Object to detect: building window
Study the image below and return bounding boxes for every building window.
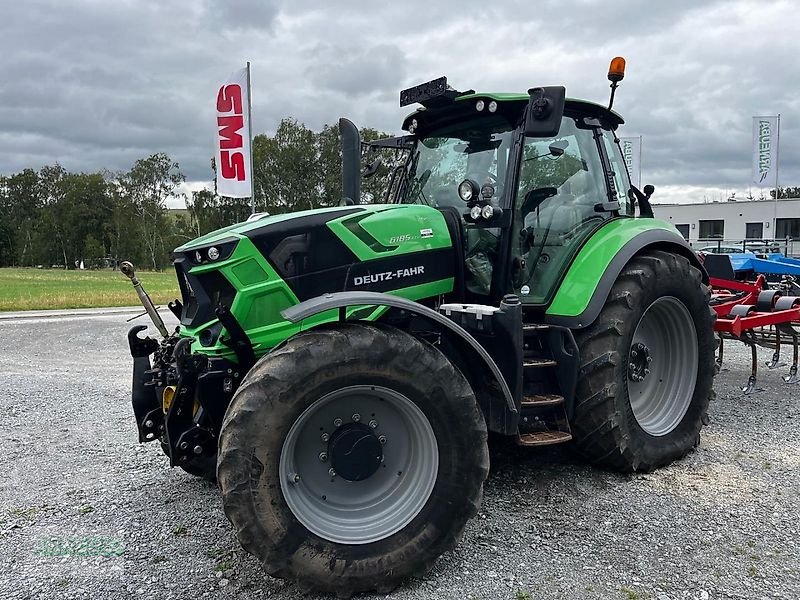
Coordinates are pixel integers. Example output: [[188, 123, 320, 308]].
[[745, 222, 764, 239], [698, 219, 724, 239], [776, 218, 800, 240], [675, 224, 690, 239]]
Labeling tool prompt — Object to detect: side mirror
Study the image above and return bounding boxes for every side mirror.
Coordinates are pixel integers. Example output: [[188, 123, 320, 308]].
[[524, 86, 566, 137]]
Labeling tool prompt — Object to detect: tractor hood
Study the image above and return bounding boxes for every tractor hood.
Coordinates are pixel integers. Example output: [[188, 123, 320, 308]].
[[174, 204, 455, 258], [174, 206, 372, 252], [171, 203, 455, 338]]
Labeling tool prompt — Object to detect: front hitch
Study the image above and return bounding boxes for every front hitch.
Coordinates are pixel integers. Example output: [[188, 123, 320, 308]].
[[128, 325, 163, 442]]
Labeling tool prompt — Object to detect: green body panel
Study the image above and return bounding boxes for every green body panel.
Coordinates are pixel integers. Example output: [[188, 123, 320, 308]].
[[177, 205, 456, 361], [327, 204, 452, 261], [545, 218, 682, 318]]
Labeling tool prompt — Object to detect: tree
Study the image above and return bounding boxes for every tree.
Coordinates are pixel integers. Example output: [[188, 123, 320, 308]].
[[118, 153, 185, 270], [186, 188, 250, 236], [770, 186, 800, 199]]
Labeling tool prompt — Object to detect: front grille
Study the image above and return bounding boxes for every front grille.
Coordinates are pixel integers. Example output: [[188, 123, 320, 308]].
[[173, 255, 237, 328]]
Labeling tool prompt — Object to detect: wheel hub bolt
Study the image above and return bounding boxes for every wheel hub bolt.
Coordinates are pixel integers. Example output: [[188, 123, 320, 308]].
[[352, 413, 361, 422], [193, 445, 203, 455], [290, 473, 301, 484], [319, 452, 328, 462], [378, 435, 387, 445], [628, 362, 635, 371], [333, 418, 343, 427], [179, 442, 188, 450], [647, 356, 653, 364], [328, 468, 336, 478], [144, 419, 154, 428], [631, 350, 638, 358], [369, 419, 378, 429], [320, 432, 330, 442], [644, 368, 650, 376]]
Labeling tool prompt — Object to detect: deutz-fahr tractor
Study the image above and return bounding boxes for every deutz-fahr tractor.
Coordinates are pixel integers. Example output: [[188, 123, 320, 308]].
[[123, 58, 715, 596]]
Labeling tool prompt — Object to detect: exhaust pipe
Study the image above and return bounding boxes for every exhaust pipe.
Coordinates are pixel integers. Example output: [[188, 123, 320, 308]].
[[339, 117, 361, 204], [120, 261, 170, 338]]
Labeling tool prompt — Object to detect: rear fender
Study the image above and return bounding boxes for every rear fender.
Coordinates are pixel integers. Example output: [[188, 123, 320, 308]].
[[545, 219, 707, 329]]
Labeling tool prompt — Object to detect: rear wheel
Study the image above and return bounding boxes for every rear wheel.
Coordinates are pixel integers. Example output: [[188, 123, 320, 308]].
[[217, 322, 488, 596], [572, 250, 716, 472]]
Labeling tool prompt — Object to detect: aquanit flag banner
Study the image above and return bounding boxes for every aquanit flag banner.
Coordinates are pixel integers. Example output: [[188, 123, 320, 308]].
[[619, 137, 641, 188], [215, 66, 253, 198], [752, 116, 779, 186]]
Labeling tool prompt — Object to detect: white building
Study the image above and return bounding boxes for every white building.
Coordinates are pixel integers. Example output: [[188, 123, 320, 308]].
[[653, 197, 800, 252]]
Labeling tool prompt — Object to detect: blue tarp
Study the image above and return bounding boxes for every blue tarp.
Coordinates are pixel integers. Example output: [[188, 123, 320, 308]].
[[728, 253, 800, 276]]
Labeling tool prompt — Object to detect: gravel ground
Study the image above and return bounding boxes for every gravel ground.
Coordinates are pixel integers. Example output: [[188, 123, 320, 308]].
[[1, 313, 799, 600]]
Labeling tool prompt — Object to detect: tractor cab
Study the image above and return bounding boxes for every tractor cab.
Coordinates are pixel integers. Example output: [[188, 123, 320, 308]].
[[383, 76, 634, 307]]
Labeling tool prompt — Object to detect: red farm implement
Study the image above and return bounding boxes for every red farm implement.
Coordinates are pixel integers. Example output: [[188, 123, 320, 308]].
[[710, 272, 800, 393]]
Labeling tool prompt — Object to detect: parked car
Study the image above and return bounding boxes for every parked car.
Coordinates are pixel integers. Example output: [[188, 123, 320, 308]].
[[698, 245, 755, 255]]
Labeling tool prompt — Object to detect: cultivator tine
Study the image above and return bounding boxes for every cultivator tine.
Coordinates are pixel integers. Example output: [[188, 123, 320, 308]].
[[740, 341, 759, 394], [781, 328, 800, 384], [715, 335, 724, 374], [766, 331, 782, 369]]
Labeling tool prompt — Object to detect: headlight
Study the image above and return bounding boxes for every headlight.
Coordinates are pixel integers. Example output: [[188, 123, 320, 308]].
[[186, 238, 239, 264], [469, 205, 482, 220], [408, 118, 418, 134], [488, 100, 498, 113], [481, 205, 494, 219], [458, 179, 477, 202], [480, 183, 495, 199], [475, 100, 485, 111]]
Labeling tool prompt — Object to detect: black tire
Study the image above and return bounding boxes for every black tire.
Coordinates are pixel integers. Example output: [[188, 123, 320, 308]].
[[159, 441, 217, 482], [572, 250, 716, 472], [217, 322, 489, 596]]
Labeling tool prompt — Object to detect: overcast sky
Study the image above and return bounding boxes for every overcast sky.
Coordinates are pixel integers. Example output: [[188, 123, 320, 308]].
[[2, 0, 798, 206]]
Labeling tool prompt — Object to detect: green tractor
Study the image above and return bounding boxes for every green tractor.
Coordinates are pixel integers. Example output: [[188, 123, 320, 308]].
[[124, 59, 715, 596]]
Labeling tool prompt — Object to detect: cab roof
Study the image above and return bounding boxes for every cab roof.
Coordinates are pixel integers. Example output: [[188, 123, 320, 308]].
[[401, 92, 624, 136]]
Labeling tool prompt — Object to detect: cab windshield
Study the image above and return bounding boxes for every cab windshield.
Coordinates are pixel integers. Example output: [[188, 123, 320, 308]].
[[398, 117, 514, 208]]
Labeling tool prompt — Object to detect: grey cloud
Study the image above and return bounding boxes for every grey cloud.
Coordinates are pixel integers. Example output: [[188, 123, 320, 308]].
[[305, 43, 407, 97], [204, 0, 280, 31], [1, 0, 799, 199]]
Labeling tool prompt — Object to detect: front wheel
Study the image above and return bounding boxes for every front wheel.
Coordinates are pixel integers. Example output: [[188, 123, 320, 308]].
[[573, 250, 716, 472], [217, 322, 488, 596]]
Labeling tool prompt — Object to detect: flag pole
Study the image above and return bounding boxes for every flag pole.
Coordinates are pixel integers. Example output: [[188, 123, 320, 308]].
[[773, 113, 781, 238], [638, 135, 643, 188], [247, 61, 255, 215]]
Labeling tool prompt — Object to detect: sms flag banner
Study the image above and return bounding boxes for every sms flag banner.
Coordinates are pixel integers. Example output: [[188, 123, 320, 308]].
[[216, 67, 252, 198]]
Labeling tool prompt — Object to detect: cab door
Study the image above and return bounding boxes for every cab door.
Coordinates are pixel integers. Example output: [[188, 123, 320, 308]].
[[510, 115, 618, 305]]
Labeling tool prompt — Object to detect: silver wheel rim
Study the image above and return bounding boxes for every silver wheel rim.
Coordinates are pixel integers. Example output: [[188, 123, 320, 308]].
[[279, 385, 439, 544], [627, 296, 698, 437]]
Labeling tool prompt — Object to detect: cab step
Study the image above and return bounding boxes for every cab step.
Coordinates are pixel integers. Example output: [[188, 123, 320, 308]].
[[517, 431, 573, 446], [521, 393, 564, 408], [523, 358, 557, 368]]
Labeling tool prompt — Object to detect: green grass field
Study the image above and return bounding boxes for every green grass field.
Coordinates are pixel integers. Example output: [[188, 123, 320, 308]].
[[0, 268, 180, 311]]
